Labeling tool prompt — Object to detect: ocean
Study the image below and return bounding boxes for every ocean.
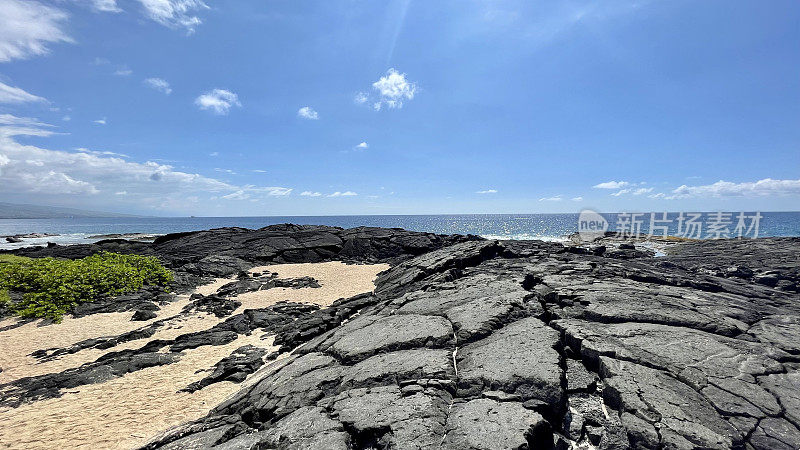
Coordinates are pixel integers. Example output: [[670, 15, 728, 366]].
[[1, 212, 799, 250]]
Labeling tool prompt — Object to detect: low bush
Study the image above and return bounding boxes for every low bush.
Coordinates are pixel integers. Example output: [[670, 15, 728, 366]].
[[0, 252, 173, 322]]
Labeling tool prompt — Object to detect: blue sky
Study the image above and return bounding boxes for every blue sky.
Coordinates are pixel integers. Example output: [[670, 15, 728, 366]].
[[0, 0, 798, 216]]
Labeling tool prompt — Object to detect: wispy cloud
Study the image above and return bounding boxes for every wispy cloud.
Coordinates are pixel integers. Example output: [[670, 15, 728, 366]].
[[465, 2, 644, 50], [137, 0, 209, 34], [88, 0, 122, 13], [607, 185, 652, 197], [571, 196, 583, 201], [195, 89, 241, 115], [214, 168, 235, 175], [252, 169, 267, 173], [221, 190, 248, 200], [0, 81, 47, 104], [355, 141, 369, 150], [476, 189, 497, 194], [93, 118, 107, 125], [328, 191, 357, 197], [0, 114, 54, 139], [539, 195, 563, 201], [114, 66, 133, 76], [593, 180, 629, 189], [76, 147, 130, 158], [0, 114, 52, 127], [144, 77, 172, 94], [669, 178, 800, 199], [0, 0, 73, 62], [354, 92, 368, 104], [248, 186, 292, 196], [300, 191, 322, 197], [0, 119, 292, 206], [297, 106, 319, 120]]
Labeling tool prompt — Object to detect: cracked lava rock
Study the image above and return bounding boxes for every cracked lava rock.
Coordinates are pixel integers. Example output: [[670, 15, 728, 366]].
[[2, 225, 799, 449]]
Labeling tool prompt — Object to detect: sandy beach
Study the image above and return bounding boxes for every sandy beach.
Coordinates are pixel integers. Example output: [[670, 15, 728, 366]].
[[0, 261, 388, 449]]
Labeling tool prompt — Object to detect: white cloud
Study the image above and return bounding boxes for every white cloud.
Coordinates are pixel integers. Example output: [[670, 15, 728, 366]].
[[62, 115, 71, 121], [571, 196, 583, 201], [608, 187, 652, 197], [115, 190, 127, 195], [137, 0, 209, 34], [297, 106, 319, 120], [539, 195, 563, 201], [22, 171, 99, 194], [0, 124, 55, 139], [214, 168, 235, 175], [0, 0, 72, 62], [328, 191, 357, 197], [669, 178, 800, 199], [368, 68, 418, 111], [355, 142, 369, 150], [593, 180, 629, 189], [252, 169, 267, 173], [0, 81, 47, 104], [76, 147, 130, 158], [269, 188, 292, 196], [195, 89, 241, 115], [143, 77, 172, 94], [300, 191, 322, 197], [354, 92, 368, 104], [209, 152, 218, 156], [89, 0, 122, 13], [221, 190, 248, 200], [0, 120, 292, 204], [93, 118, 107, 125], [245, 185, 291, 196], [114, 66, 132, 76], [476, 189, 497, 194], [0, 114, 51, 127]]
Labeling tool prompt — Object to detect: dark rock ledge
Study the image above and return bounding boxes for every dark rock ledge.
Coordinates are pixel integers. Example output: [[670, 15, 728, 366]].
[[1, 226, 799, 449], [136, 234, 798, 450], [0, 226, 477, 406]]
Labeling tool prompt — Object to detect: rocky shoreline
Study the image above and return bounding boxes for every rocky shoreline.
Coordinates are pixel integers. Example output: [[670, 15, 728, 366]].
[[3, 233, 60, 244], [1, 225, 798, 449]]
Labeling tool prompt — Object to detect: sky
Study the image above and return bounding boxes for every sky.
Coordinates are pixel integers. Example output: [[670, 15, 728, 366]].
[[0, 0, 798, 216]]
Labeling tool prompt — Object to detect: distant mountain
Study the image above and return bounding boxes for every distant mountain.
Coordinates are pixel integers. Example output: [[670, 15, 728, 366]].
[[0, 202, 141, 219]]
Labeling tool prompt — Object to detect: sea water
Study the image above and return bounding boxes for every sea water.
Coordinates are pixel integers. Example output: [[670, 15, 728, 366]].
[[1, 212, 799, 250]]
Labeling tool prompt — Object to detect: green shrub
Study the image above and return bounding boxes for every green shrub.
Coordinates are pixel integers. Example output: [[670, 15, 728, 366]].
[[0, 252, 173, 322], [0, 254, 31, 264]]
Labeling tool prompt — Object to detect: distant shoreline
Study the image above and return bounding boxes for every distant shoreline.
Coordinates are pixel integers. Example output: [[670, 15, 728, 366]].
[[0, 212, 798, 251]]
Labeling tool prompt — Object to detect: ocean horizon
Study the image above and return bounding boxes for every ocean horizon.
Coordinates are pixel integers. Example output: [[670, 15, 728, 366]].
[[2, 211, 799, 250]]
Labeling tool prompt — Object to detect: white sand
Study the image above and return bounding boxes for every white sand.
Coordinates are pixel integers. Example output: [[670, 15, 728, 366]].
[[0, 276, 235, 385], [0, 261, 388, 450]]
